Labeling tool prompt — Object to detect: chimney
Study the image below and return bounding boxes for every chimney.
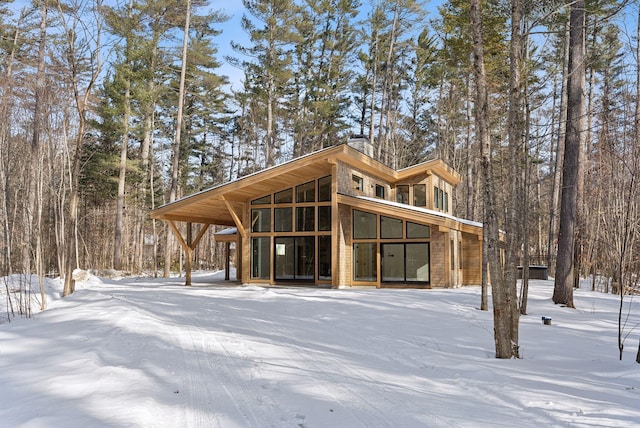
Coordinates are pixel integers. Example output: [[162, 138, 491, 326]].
[[347, 135, 374, 158]]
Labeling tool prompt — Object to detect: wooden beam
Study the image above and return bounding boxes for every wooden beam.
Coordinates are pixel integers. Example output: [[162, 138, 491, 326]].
[[222, 196, 246, 239], [168, 220, 189, 251], [191, 223, 210, 250]]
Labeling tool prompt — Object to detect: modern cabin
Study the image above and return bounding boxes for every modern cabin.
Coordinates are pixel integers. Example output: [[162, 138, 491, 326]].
[[150, 142, 483, 288]]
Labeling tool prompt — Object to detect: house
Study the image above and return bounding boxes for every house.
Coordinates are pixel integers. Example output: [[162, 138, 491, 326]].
[[150, 141, 483, 288]]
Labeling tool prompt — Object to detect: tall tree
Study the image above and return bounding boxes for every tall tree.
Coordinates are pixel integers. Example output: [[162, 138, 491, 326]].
[[554, 0, 586, 308], [57, 0, 105, 297], [469, 0, 519, 359], [230, 0, 299, 168]]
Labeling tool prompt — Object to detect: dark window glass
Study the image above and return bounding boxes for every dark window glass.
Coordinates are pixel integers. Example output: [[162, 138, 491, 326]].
[[445, 192, 449, 212], [381, 216, 403, 239], [274, 207, 292, 232], [275, 237, 315, 281], [274, 237, 294, 280], [382, 243, 404, 282], [275, 188, 293, 204], [251, 208, 271, 232], [439, 189, 444, 210], [407, 222, 430, 239], [414, 184, 426, 207], [406, 243, 429, 282], [251, 237, 270, 279], [397, 185, 409, 204], [296, 236, 315, 280], [318, 206, 331, 231], [353, 210, 376, 239], [296, 181, 315, 202], [318, 176, 331, 202], [251, 194, 271, 205], [459, 241, 463, 269], [451, 239, 455, 270], [434, 187, 439, 209], [352, 175, 363, 191], [296, 206, 315, 231], [318, 235, 332, 280], [375, 184, 385, 198], [353, 243, 377, 281]]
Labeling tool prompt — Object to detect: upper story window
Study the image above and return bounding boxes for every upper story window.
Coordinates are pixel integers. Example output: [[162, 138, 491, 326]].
[[352, 175, 364, 191], [296, 181, 315, 202], [433, 186, 449, 213], [251, 194, 271, 205], [318, 176, 331, 201], [396, 185, 409, 204], [375, 184, 385, 198], [413, 184, 426, 207], [275, 188, 293, 204]]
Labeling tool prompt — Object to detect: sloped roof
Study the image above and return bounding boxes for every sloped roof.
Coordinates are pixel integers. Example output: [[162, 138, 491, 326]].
[[151, 144, 461, 225]]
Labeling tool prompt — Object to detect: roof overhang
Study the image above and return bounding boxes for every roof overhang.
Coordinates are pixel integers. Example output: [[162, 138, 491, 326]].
[[337, 194, 482, 237], [150, 144, 465, 227]]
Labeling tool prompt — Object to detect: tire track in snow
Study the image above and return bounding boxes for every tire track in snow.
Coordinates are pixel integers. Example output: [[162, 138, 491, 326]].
[[177, 313, 285, 427], [245, 304, 451, 428]]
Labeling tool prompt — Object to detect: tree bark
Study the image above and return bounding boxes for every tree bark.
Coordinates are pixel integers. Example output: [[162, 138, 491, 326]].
[[469, 0, 518, 358], [554, 1, 586, 308]]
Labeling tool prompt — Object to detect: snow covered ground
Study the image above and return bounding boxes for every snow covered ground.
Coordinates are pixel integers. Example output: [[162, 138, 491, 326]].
[[1, 271, 639, 427]]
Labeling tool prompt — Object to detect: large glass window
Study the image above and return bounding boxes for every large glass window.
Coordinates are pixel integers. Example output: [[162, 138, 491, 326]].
[[274, 237, 315, 281], [381, 243, 429, 283], [382, 244, 404, 282], [444, 192, 449, 212], [381, 216, 403, 239], [318, 206, 331, 231], [406, 243, 429, 282], [274, 207, 292, 232], [251, 208, 271, 232], [414, 184, 426, 207], [318, 235, 331, 280], [251, 237, 270, 279], [407, 222, 430, 239], [376, 184, 385, 198], [275, 188, 293, 204], [397, 185, 409, 204], [296, 181, 315, 202], [274, 237, 294, 280], [318, 176, 331, 202], [353, 210, 377, 239], [434, 187, 440, 209], [296, 237, 315, 280], [296, 206, 315, 231], [353, 243, 377, 281]]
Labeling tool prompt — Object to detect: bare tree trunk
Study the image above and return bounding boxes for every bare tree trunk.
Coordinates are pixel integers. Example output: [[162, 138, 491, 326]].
[[505, 0, 523, 336], [469, 0, 518, 358], [165, 0, 191, 278], [554, 1, 586, 308], [547, 21, 570, 273], [60, 0, 103, 297]]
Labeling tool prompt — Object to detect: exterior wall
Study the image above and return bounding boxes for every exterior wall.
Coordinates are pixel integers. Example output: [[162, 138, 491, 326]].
[[337, 203, 352, 287], [337, 162, 392, 200], [429, 228, 447, 287], [462, 232, 482, 285]]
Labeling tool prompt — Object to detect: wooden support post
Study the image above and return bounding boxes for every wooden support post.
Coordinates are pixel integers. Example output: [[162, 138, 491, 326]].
[[225, 241, 230, 281], [185, 222, 192, 286], [167, 220, 210, 286]]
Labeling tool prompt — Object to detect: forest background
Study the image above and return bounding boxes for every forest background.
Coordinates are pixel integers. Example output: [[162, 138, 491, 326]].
[[1, 0, 639, 319]]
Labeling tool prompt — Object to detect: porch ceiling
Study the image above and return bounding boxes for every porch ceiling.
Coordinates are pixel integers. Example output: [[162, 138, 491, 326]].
[[150, 152, 335, 225]]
